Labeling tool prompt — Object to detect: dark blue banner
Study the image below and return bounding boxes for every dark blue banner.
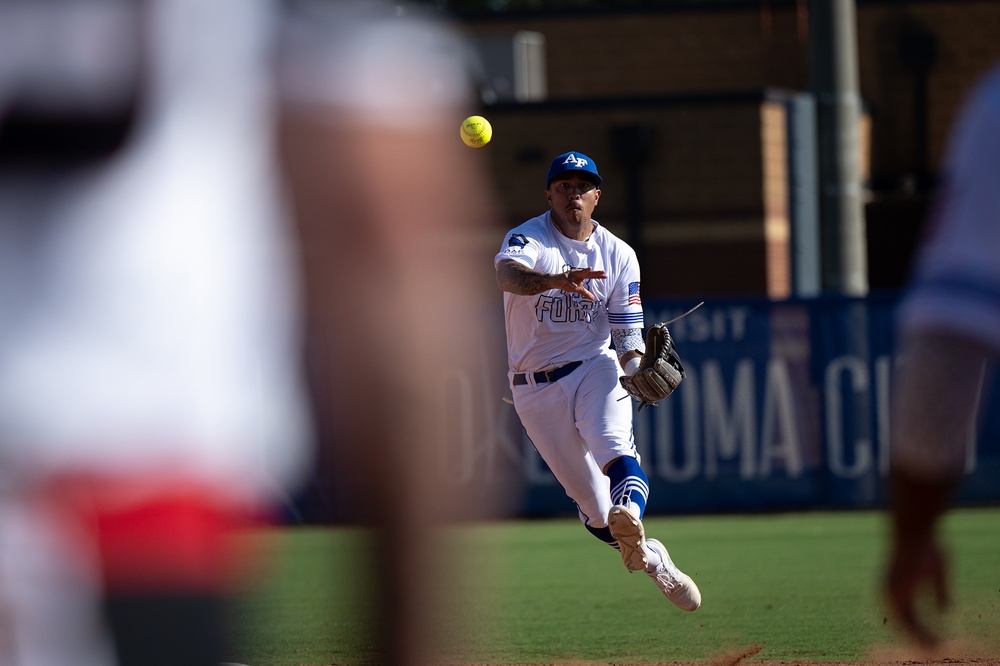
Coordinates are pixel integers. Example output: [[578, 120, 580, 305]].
[[508, 294, 1000, 516], [289, 293, 999, 523]]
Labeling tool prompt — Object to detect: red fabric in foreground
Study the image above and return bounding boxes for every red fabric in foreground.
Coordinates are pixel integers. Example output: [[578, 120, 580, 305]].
[[46, 474, 269, 593]]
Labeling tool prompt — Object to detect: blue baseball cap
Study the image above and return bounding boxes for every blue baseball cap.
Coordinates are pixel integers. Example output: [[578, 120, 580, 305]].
[[545, 151, 602, 188]]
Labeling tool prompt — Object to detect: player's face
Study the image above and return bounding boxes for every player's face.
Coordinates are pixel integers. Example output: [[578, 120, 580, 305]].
[[546, 175, 601, 226]]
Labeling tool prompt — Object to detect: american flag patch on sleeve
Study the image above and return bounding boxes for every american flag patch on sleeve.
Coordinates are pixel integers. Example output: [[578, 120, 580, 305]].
[[628, 282, 641, 305]]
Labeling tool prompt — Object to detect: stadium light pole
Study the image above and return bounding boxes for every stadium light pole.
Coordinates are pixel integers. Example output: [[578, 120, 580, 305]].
[[810, 0, 868, 296]]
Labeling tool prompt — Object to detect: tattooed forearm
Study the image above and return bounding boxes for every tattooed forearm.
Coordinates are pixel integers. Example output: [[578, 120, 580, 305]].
[[612, 327, 644, 358], [496, 259, 561, 295]]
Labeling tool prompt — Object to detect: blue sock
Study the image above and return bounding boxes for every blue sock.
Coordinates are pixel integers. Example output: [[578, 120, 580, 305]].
[[606, 456, 649, 518], [585, 523, 618, 548]]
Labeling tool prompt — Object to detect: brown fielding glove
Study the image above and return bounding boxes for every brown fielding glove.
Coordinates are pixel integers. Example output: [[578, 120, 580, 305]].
[[619, 323, 685, 410]]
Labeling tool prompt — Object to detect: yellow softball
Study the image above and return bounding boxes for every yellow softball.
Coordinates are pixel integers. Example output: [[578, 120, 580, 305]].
[[460, 115, 492, 148]]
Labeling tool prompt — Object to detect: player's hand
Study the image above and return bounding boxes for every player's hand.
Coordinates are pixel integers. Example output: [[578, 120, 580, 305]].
[[885, 532, 950, 648], [557, 267, 606, 300]]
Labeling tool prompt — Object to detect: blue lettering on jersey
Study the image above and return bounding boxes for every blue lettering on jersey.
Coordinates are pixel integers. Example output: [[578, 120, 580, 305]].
[[535, 288, 602, 324]]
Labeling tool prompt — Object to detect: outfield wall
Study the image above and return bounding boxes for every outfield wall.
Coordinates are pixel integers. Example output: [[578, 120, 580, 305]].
[[500, 294, 1000, 517], [289, 293, 999, 523]]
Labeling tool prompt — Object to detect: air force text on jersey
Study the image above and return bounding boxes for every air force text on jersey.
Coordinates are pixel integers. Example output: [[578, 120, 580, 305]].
[[534, 280, 602, 324]]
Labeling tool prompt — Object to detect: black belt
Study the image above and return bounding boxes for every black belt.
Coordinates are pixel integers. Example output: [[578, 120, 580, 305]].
[[513, 360, 583, 386]]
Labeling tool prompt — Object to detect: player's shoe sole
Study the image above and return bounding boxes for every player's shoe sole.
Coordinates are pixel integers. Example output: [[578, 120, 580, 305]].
[[646, 538, 701, 611], [608, 504, 648, 572]]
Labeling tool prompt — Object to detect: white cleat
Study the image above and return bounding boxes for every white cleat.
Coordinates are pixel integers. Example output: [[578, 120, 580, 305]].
[[608, 504, 648, 572], [646, 538, 701, 611]]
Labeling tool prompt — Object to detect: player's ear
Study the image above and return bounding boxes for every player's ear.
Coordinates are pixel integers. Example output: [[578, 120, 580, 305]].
[[593, 188, 600, 206]]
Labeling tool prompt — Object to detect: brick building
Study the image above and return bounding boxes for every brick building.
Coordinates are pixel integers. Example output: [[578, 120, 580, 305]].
[[456, 0, 1000, 299]]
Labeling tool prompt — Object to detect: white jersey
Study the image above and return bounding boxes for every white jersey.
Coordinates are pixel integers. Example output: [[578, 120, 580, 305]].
[[495, 211, 644, 373], [0, 0, 310, 503], [897, 62, 1000, 350]]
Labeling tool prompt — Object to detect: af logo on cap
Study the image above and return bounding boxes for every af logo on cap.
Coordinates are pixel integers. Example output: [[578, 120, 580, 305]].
[[545, 150, 602, 188]]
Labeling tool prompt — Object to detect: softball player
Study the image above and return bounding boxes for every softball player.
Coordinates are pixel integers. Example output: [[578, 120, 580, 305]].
[[886, 60, 1000, 646], [0, 2, 311, 663], [0, 1, 485, 663], [495, 151, 700, 611]]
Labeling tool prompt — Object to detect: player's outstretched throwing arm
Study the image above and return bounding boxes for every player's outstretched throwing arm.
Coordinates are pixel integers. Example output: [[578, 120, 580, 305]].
[[496, 259, 607, 301]]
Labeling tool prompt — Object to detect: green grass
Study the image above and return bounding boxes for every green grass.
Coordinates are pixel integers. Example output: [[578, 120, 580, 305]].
[[227, 508, 1000, 665]]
